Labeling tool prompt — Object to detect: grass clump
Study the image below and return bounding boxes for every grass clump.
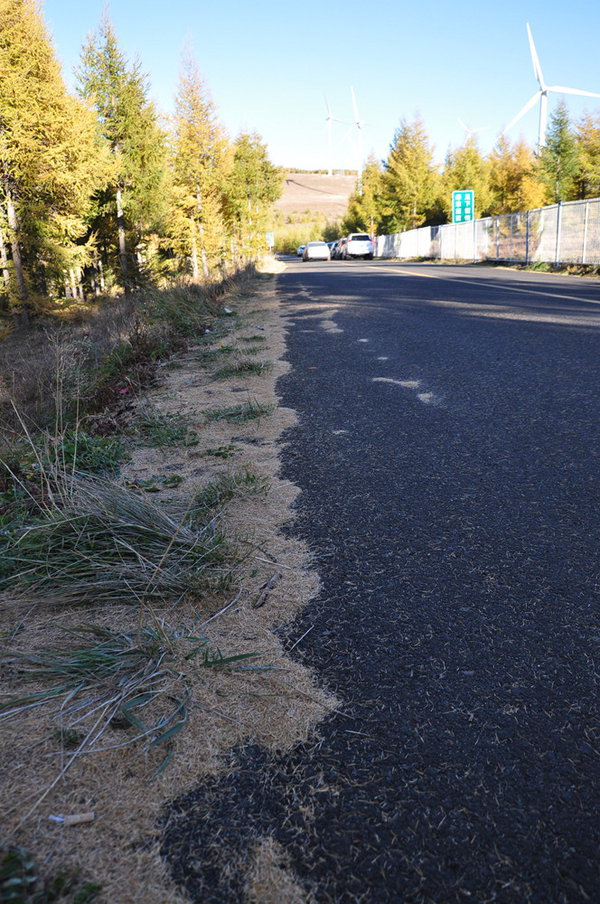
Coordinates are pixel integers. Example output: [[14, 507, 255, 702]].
[[190, 470, 269, 522], [202, 445, 239, 459], [1, 475, 230, 606], [126, 408, 198, 448], [211, 359, 273, 380], [0, 622, 258, 775], [204, 399, 274, 425]]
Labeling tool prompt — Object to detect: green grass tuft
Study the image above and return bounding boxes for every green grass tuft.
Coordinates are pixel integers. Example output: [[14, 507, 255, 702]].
[[204, 399, 274, 424], [211, 359, 273, 380], [1, 475, 230, 606], [189, 471, 269, 523]]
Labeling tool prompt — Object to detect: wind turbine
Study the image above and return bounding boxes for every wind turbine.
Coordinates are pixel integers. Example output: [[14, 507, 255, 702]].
[[350, 86, 366, 178], [324, 97, 350, 176], [504, 22, 600, 151], [457, 119, 488, 143]]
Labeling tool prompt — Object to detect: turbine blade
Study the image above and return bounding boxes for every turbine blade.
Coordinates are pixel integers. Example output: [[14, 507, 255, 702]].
[[324, 95, 332, 119], [526, 23, 545, 88], [548, 85, 600, 98], [503, 92, 541, 133], [350, 86, 361, 127]]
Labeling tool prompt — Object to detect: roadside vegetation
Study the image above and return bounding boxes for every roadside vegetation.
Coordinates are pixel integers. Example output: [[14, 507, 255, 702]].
[[0, 2, 282, 331], [0, 262, 324, 902], [0, 4, 316, 900]]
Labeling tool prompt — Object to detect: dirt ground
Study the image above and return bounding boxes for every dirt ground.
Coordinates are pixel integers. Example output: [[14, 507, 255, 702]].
[[0, 261, 336, 903]]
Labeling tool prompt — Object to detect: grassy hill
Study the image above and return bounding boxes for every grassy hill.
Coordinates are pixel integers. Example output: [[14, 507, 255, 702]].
[[273, 172, 357, 252]]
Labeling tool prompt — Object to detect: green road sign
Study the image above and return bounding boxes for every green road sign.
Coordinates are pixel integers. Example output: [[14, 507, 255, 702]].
[[452, 190, 475, 223]]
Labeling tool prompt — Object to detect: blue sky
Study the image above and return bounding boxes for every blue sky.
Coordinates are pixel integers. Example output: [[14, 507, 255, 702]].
[[41, 0, 600, 171]]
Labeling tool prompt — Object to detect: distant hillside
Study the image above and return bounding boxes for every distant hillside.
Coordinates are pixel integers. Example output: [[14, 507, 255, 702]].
[[275, 173, 357, 221]]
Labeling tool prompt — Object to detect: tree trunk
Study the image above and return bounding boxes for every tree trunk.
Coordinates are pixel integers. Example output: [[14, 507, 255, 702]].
[[97, 255, 105, 294], [195, 186, 210, 279], [5, 187, 29, 324], [116, 186, 129, 291], [199, 223, 209, 279], [0, 228, 10, 289], [190, 231, 200, 281]]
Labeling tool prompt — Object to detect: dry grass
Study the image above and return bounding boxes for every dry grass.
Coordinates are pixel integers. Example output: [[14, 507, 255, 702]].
[[0, 263, 335, 904]]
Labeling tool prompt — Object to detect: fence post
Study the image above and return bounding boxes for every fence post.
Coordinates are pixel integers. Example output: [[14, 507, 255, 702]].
[[582, 201, 590, 264], [554, 201, 563, 267], [525, 211, 530, 264], [495, 219, 500, 259]]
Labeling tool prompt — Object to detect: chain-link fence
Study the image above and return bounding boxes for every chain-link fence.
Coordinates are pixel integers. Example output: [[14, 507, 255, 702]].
[[376, 197, 600, 266]]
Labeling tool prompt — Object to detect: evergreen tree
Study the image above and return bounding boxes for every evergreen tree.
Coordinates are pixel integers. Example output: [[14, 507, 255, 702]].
[[77, 16, 168, 290], [342, 156, 384, 235], [380, 118, 439, 232], [488, 136, 546, 213], [170, 56, 229, 278], [441, 138, 492, 219], [538, 101, 579, 203], [224, 133, 282, 262], [0, 0, 106, 317], [575, 113, 600, 198]]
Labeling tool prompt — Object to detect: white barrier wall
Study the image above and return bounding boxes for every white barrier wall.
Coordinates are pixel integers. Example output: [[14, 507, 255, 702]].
[[375, 197, 600, 265]]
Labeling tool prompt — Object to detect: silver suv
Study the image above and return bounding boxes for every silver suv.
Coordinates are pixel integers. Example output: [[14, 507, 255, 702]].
[[342, 233, 374, 260]]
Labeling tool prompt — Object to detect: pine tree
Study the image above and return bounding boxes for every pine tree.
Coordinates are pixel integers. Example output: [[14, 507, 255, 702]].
[[224, 133, 282, 262], [0, 0, 105, 317], [538, 102, 579, 203], [77, 16, 168, 291], [170, 56, 229, 279], [380, 118, 439, 233]]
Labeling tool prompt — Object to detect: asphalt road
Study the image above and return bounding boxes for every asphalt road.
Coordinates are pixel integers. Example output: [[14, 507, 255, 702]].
[[164, 261, 600, 903]]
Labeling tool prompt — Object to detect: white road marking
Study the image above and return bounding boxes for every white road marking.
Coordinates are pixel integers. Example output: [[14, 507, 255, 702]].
[[377, 265, 600, 306], [373, 377, 440, 406]]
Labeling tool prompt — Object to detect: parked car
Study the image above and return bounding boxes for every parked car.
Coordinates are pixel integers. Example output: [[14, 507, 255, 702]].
[[302, 241, 330, 261], [342, 233, 374, 260], [335, 237, 347, 259], [297, 245, 305, 257]]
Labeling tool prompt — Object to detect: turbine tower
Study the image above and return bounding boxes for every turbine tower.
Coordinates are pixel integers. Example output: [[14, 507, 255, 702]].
[[351, 86, 365, 177], [504, 23, 600, 150]]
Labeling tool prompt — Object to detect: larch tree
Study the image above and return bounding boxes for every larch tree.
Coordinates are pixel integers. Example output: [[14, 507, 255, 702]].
[[441, 138, 492, 219], [342, 156, 385, 235], [0, 0, 105, 318], [77, 16, 168, 291], [537, 102, 579, 203], [575, 113, 600, 199], [379, 118, 439, 233], [170, 56, 229, 279], [488, 136, 546, 214], [224, 132, 282, 262]]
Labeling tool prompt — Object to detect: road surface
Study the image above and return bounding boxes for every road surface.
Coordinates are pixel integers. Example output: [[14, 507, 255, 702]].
[[164, 261, 600, 903]]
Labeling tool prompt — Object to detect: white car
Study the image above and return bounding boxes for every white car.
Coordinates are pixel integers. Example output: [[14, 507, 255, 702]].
[[342, 233, 374, 260], [302, 241, 330, 261]]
